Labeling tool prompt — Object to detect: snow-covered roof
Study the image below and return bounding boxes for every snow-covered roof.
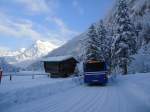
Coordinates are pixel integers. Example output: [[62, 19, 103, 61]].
[[41, 55, 76, 62]]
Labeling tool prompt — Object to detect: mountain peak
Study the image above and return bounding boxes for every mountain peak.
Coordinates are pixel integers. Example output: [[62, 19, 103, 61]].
[[35, 40, 58, 49], [15, 40, 58, 62], [19, 48, 26, 53], [0, 40, 59, 68], [35, 40, 45, 45]]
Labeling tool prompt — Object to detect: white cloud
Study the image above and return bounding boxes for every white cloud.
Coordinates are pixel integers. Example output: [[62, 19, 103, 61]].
[[6, 0, 79, 42], [53, 17, 78, 36], [19, 0, 48, 12], [0, 13, 43, 40], [14, 0, 58, 15], [72, 0, 84, 15], [0, 12, 79, 47], [0, 0, 80, 50], [47, 16, 79, 43]]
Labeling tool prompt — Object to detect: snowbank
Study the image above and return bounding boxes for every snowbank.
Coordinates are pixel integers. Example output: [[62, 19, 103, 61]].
[[115, 73, 150, 108], [129, 44, 150, 73], [0, 76, 81, 110]]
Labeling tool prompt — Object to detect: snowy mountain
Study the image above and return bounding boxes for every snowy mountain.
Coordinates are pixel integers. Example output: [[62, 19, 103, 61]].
[[0, 57, 19, 72], [0, 40, 58, 71], [0, 40, 57, 61], [11, 40, 58, 69], [0, 48, 25, 57], [15, 40, 58, 62]]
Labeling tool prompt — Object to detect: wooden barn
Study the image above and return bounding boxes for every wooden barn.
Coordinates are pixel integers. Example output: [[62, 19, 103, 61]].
[[42, 55, 78, 78]]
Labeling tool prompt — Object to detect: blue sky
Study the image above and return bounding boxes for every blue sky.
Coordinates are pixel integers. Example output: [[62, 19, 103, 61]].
[[0, 0, 115, 51]]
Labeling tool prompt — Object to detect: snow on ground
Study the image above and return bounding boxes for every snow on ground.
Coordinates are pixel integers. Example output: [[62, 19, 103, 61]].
[[0, 74, 81, 111], [1, 73, 150, 112]]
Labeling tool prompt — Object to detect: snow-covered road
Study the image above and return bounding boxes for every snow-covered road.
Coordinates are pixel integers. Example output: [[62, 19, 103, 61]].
[[1, 73, 150, 112]]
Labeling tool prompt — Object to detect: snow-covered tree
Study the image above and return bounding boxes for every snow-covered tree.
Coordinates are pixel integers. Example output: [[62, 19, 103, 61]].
[[129, 43, 150, 73], [135, 22, 143, 49], [112, 0, 137, 75], [106, 24, 115, 74], [142, 23, 150, 45], [84, 24, 100, 61], [96, 20, 108, 61]]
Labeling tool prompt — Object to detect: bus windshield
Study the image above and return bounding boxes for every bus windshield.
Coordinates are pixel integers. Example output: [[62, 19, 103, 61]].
[[84, 62, 106, 72]]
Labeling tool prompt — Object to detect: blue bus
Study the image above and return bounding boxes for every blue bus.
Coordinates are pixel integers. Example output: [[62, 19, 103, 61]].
[[83, 61, 108, 84]]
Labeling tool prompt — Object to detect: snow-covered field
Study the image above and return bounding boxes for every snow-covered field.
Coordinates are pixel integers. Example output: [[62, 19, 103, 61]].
[[0, 73, 150, 112], [0, 74, 81, 112]]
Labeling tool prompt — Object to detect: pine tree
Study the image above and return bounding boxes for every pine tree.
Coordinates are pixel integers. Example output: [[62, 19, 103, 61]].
[[112, 0, 137, 75], [96, 20, 108, 61], [135, 22, 143, 49], [106, 25, 114, 74], [84, 24, 100, 61], [143, 24, 150, 45]]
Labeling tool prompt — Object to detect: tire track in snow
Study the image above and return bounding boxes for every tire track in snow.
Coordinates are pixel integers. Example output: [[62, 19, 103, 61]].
[[115, 84, 128, 112], [49, 86, 104, 112], [96, 84, 122, 112], [70, 86, 106, 112], [29, 86, 94, 112], [85, 86, 109, 112], [46, 86, 93, 112], [60, 86, 104, 112], [32, 86, 87, 112]]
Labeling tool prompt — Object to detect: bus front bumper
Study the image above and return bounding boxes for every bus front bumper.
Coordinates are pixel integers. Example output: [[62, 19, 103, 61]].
[[84, 74, 108, 84]]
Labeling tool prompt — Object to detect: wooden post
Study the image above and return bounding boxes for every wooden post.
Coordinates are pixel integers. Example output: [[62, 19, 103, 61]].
[[0, 71, 2, 84], [32, 75, 34, 79], [124, 63, 128, 75], [48, 73, 51, 78], [10, 75, 12, 81]]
